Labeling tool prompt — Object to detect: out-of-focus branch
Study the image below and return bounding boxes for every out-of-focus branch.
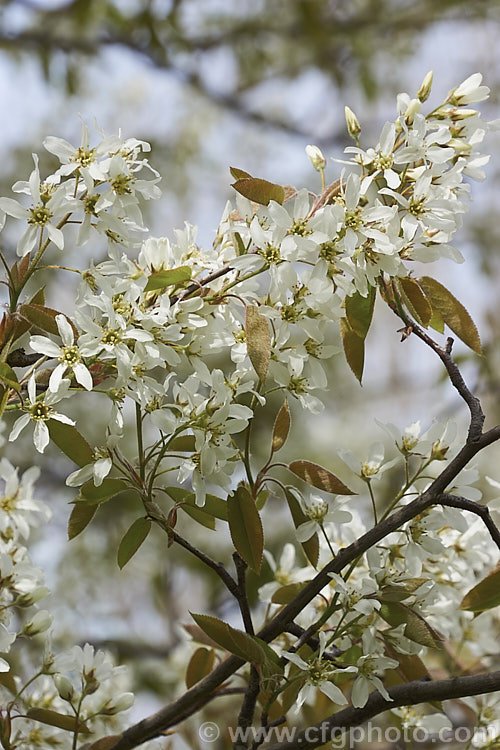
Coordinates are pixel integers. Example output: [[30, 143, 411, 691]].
[[264, 670, 500, 750]]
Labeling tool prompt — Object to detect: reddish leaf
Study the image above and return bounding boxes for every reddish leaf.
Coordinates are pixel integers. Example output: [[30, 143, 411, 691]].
[[272, 400, 291, 452], [340, 317, 365, 383], [419, 276, 481, 354], [246, 305, 271, 382], [230, 166, 252, 180], [397, 277, 432, 327], [289, 460, 355, 495], [185, 647, 215, 688], [460, 562, 500, 613], [232, 177, 285, 206]]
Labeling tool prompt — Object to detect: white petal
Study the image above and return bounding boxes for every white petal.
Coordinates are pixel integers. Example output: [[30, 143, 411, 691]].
[[9, 414, 31, 442], [47, 224, 64, 250], [55, 314, 74, 346], [34, 421, 50, 453], [73, 363, 93, 391], [51, 413, 75, 426], [320, 681, 348, 705], [93, 458, 112, 486], [0, 197, 27, 219], [29, 335, 61, 358], [66, 464, 94, 487], [48, 364, 66, 392]]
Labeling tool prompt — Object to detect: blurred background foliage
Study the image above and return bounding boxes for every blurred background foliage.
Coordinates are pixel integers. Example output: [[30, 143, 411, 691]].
[[2, 0, 500, 732]]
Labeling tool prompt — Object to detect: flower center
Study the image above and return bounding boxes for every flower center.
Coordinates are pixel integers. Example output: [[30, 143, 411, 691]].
[[344, 208, 363, 230], [305, 497, 328, 522], [28, 205, 52, 226], [289, 218, 312, 237], [59, 345, 80, 366], [259, 243, 282, 264], [111, 174, 134, 195], [72, 146, 96, 167], [101, 329, 122, 346], [29, 402, 52, 421]]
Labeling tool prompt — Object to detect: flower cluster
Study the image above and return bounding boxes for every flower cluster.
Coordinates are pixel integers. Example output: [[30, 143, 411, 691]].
[[0, 445, 136, 748], [0, 72, 498, 745]]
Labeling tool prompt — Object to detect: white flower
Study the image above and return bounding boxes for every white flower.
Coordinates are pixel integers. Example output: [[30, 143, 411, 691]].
[[0, 154, 75, 256], [450, 73, 490, 105], [0, 458, 48, 539], [284, 632, 353, 710], [9, 375, 74, 453], [296, 494, 352, 542], [30, 314, 93, 392], [0, 623, 16, 670]]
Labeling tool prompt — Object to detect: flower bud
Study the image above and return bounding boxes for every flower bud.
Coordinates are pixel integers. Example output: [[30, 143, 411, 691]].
[[305, 145, 326, 172], [99, 692, 135, 715], [54, 674, 75, 701], [344, 106, 361, 138], [15, 586, 50, 607], [22, 610, 53, 637], [403, 98, 422, 125], [417, 71, 433, 102]]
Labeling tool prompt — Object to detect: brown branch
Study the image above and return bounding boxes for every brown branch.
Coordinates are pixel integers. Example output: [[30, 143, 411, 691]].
[[109, 324, 500, 750], [436, 492, 500, 550], [232, 552, 260, 749], [264, 670, 500, 750], [144, 501, 240, 598], [108, 434, 500, 750]]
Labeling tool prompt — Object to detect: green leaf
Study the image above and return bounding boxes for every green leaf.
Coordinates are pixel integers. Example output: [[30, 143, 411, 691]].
[[255, 489, 269, 511], [227, 485, 264, 573], [419, 276, 482, 354], [190, 613, 267, 664], [0, 670, 17, 695], [167, 435, 196, 452], [288, 460, 355, 495], [144, 266, 192, 292], [232, 177, 285, 206], [230, 166, 252, 180], [180, 504, 216, 530], [166, 487, 228, 521], [379, 602, 443, 649], [48, 421, 93, 467], [397, 277, 432, 327], [345, 287, 375, 339], [384, 641, 430, 685], [460, 562, 500, 613], [272, 400, 291, 452], [271, 581, 312, 604], [26, 708, 91, 734], [76, 478, 128, 505], [234, 231, 248, 256], [340, 317, 365, 383], [185, 647, 216, 688], [285, 489, 319, 567], [0, 362, 20, 393], [429, 308, 445, 334], [29, 287, 46, 306], [246, 305, 271, 382], [68, 502, 98, 540], [117, 518, 151, 569]]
